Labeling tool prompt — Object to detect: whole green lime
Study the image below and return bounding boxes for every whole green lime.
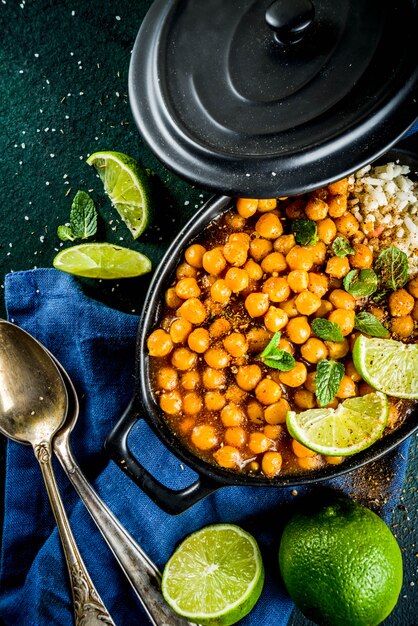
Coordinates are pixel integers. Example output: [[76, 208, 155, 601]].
[[279, 496, 403, 626]]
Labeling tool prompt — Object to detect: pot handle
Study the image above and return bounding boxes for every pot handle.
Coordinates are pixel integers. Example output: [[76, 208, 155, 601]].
[[105, 398, 220, 515]]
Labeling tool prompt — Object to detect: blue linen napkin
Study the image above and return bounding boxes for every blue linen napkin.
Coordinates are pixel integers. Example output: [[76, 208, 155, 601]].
[[0, 268, 411, 626]]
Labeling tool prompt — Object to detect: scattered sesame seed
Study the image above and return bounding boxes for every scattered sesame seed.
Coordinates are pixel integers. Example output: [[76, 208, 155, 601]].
[[39, 236, 45, 243], [71, 10, 75, 16], [184, 200, 190, 205], [45, 181, 50, 186], [19, 70, 24, 74], [34, 53, 39, 58], [21, 143, 25, 149]]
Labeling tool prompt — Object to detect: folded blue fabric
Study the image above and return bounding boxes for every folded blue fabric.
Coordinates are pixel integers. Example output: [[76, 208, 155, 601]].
[[0, 269, 410, 626]]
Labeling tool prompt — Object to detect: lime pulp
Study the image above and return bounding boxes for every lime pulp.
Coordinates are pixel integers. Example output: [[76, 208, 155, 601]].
[[53, 243, 152, 279]]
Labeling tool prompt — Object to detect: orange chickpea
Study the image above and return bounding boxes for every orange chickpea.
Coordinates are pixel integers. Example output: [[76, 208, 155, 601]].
[[176, 262, 197, 280], [286, 246, 314, 271], [286, 198, 306, 219], [202, 247, 227, 275], [288, 270, 309, 293], [328, 178, 348, 195], [324, 456, 344, 465], [211, 279, 232, 304], [264, 306, 288, 332], [295, 290, 322, 315], [156, 367, 178, 390], [286, 316, 311, 344], [359, 382, 375, 396], [221, 402, 245, 427], [325, 338, 349, 359], [171, 347, 197, 371], [407, 276, 418, 298], [304, 371, 316, 393], [334, 213, 359, 237], [170, 318, 193, 343], [274, 234, 296, 255], [181, 370, 200, 390], [204, 391, 226, 411], [177, 298, 207, 324], [147, 329, 173, 357], [258, 198, 277, 212], [317, 217, 337, 244], [279, 361, 307, 387], [328, 309, 355, 336], [208, 319, 230, 340], [310, 241, 327, 265], [261, 252, 287, 274], [391, 315, 414, 338], [308, 272, 329, 297], [225, 427, 247, 447], [388, 289, 414, 317], [225, 212, 247, 230], [244, 258, 263, 281], [322, 398, 339, 410], [236, 197, 258, 218], [292, 439, 316, 458], [300, 338, 328, 364], [247, 328, 272, 353], [255, 213, 283, 239], [223, 241, 248, 267], [305, 197, 328, 221], [325, 256, 350, 278], [279, 296, 299, 318], [246, 400, 265, 424], [350, 243, 373, 269], [262, 451, 283, 477], [226, 385, 248, 404], [225, 267, 250, 292], [188, 328, 210, 353], [204, 347, 230, 369], [328, 194, 347, 218], [203, 367, 225, 389], [255, 379, 282, 405], [297, 456, 322, 470], [229, 232, 251, 247], [345, 360, 361, 382], [329, 289, 356, 310], [314, 300, 333, 318], [294, 390, 316, 409], [179, 417, 196, 434], [336, 375, 357, 399], [165, 287, 183, 309], [262, 277, 291, 302], [191, 425, 218, 450], [160, 391, 182, 415], [236, 364, 262, 391], [248, 432, 272, 454], [411, 301, 418, 322], [279, 337, 294, 354], [264, 399, 290, 424], [213, 446, 241, 469], [185, 243, 206, 268], [183, 392, 203, 415], [263, 425, 282, 439], [223, 332, 248, 358], [245, 292, 270, 317], [249, 237, 273, 262]]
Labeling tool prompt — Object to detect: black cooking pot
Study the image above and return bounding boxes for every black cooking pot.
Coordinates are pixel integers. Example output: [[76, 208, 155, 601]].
[[106, 144, 418, 515]]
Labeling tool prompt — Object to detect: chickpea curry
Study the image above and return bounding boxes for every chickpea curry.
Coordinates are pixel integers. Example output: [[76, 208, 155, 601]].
[[147, 178, 418, 478]]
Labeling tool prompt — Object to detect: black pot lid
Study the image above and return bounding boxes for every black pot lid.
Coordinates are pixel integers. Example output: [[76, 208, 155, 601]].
[[129, 0, 418, 197]]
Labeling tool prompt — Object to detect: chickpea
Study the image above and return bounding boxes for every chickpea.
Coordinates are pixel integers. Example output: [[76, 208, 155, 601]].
[[264, 306, 288, 332], [345, 360, 361, 382], [246, 400, 265, 424], [183, 392, 203, 415], [279, 361, 307, 387], [205, 390, 226, 411], [225, 267, 250, 292], [176, 262, 197, 280], [292, 439, 316, 458], [170, 318, 193, 343], [329, 289, 356, 310], [204, 347, 230, 369], [300, 338, 328, 364], [179, 417, 196, 434], [324, 456, 344, 465], [245, 292, 270, 317], [184, 243, 206, 268], [223, 241, 248, 267], [213, 446, 241, 469], [263, 424, 282, 439], [350, 243, 373, 269], [249, 237, 273, 262], [288, 270, 309, 293], [261, 252, 287, 274], [279, 337, 294, 354], [202, 368, 225, 390], [255, 213, 283, 239], [156, 367, 178, 391], [147, 329, 173, 357], [181, 370, 200, 390], [225, 427, 247, 448], [160, 391, 182, 415], [171, 347, 197, 371], [286, 246, 314, 271], [294, 389, 316, 409], [228, 385, 248, 404], [247, 327, 272, 353], [310, 241, 327, 265], [412, 301, 418, 322], [295, 290, 322, 315], [328, 194, 347, 218], [320, 398, 339, 409], [236, 197, 258, 218], [188, 328, 210, 353], [328, 309, 355, 336], [262, 451, 283, 478], [209, 319, 231, 339], [223, 332, 248, 357], [202, 247, 227, 275], [336, 375, 357, 399], [335, 213, 359, 237], [297, 456, 322, 470], [225, 212, 247, 230], [262, 277, 291, 302], [221, 402, 245, 427], [165, 287, 183, 309], [304, 371, 316, 393], [258, 198, 277, 212], [177, 298, 207, 324], [308, 272, 329, 297], [191, 425, 218, 450], [389, 289, 414, 317], [285, 198, 306, 219], [325, 256, 350, 278], [264, 398, 290, 424], [211, 279, 232, 304], [255, 379, 282, 405], [244, 258, 264, 281], [286, 316, 311, 344], [305, 197, 328, 221], [391, 315, 414, 338], [314, 300, 334, 318], [279, 296, 299, 318], [248, 432, 272, 454], [328, 178, 348, 196], [274, 234, 296, 255], [229, 232, 251, 247], [317, 217, 337, 244], [236, 364, 262, 391], [359, 382, 375, 396], [325, 338, 349, 359], [368, 305, 385, 322], [407, 276, 418, 298]]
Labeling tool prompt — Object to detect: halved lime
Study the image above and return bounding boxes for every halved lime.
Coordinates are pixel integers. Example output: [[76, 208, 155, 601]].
[[353, 335, 418, 399], [286, 392, 388, 456], [161, 524, 264, 625], [53, 243, 152, 279], [86, 151, 151, 238]]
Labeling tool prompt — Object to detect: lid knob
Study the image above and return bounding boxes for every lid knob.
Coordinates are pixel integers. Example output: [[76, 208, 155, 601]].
[[265, 0, 315, 45]]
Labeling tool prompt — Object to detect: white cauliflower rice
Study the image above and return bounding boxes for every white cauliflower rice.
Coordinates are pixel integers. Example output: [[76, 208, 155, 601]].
[[348, 162, 418, 276]]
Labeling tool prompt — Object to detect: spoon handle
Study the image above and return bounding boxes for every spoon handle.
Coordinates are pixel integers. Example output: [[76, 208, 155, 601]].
[[53, 439, 194, 626], [34, 441, 115, 626]]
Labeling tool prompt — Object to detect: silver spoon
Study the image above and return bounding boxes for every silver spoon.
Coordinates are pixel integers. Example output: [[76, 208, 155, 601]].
[[0, 320, 115, 626]]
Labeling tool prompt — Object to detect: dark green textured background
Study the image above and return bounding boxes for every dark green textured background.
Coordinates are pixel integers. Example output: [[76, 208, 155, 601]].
[[0, 1, 416, 624]]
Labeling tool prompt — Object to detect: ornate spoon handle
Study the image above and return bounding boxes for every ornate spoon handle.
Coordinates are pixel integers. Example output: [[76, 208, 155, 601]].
[[34, 441, 115, 626]]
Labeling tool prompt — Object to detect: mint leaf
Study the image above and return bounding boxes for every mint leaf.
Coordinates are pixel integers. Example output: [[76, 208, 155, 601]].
[[312, 318, 344, 342], [291, 219, 318, 246], [315, 359, 345, 407], [70, 191, 98, 239], [354, 312, 390, 338], [57, 225, 75, 242], [332, 236, 355, 258], [375, 246, 408, 291], [257, 331, 296, 371], [343, 269, 378, 297], [259, 331, 281, 358]]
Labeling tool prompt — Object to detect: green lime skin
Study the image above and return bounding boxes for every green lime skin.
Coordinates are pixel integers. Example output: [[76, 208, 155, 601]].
[[279, 497, 403, 626]]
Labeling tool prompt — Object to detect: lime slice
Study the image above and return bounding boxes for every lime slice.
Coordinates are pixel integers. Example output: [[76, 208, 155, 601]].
[[353, 334, 418, 399], [162, 524, 264, 625], [53, 243, 152, 279], [286, 392, 388, 456], [86, 151, 151, 238]]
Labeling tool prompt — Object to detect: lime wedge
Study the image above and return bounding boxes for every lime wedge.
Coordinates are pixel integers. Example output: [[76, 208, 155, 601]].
[[353, 335, 418, 399], [86, 151, 151, 239], [53, 243, 152, 279], [162, 524, 264, 625], [286, 392, 388, 457]]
